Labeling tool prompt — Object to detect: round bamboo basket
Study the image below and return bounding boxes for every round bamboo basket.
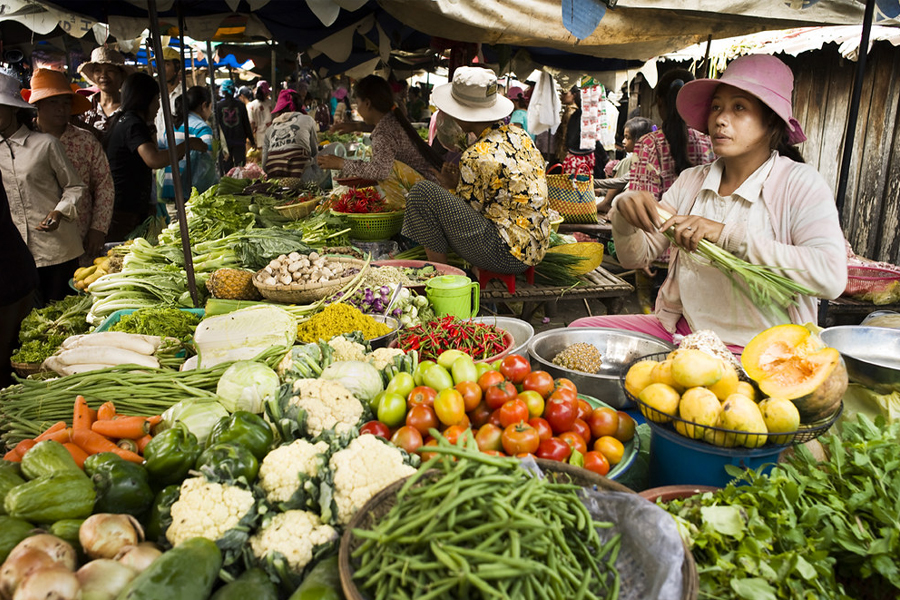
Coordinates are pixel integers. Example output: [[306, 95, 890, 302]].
[[10, 361, 42, 378], [252, 256, 367, 304]]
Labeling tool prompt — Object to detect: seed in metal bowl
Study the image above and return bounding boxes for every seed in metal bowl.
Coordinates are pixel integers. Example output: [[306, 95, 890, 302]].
[[552, 342, 603, 374]]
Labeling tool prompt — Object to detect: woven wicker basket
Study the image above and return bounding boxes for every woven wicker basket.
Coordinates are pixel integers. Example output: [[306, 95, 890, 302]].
[[273, 197, 320, 220], [339, 459, 699, 600], [332, 210, 404, 241], [252, 256, 367, 303], [11, 361, 42, 378]]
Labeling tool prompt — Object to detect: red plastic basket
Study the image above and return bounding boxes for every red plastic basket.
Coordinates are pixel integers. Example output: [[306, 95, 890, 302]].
[[843, 265, 900, 296]]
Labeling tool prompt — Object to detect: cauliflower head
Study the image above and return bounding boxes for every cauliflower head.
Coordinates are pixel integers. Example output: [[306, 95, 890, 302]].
[[328, 337, 367, 362], [289, 379, 364, 437], [366, 347, 405, 370], [250, 510, 338, 583], [329, 434, 416, 525], [166, 477, 257, 549], [259, 439, 329, 509]]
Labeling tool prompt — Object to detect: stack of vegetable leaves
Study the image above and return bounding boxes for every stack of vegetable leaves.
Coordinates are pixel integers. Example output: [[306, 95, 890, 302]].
[[11, 295, 92, 364], [664, 414, 900, 600], [109, 307, 202, 347]]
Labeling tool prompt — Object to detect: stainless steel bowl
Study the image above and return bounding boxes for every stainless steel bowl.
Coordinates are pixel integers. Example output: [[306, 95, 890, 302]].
[[820, 326, 900, 392], [472, 316, 534, 357], [527, 327, 675, 408], [369, 314, 401, 349]]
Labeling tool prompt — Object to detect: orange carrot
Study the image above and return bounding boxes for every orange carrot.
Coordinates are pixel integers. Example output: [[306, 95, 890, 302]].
[[71, 429, 144, 464], [97, 402, 117, 421], [116, 438, 139, 454], [62, 443, 89, 469], [146, 415, 162, 427], [88, 407, 98, 421], [3, 448, 20, 462], [91, 417, 149, 440], [135, 434, 153, 454], [12, 439, 37, 459], [73, 396, 94, 432], [34, 422, 67, 441], [38, 428, 73, 444]]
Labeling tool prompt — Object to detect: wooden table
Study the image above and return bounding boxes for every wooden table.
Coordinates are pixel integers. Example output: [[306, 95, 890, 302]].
[[479, 265, 634, 321], [817, 297, 900, 327]]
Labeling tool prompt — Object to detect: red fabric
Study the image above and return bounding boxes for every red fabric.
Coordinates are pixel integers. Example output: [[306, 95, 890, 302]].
[[629, 129, 714, 201], [568, 314, 744, 355], [562, 152, 594, 175]]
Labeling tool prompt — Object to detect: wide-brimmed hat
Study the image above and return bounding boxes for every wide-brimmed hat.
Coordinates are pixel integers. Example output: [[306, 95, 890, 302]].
[[22, 68, 91, 115], [0, 73, 32, 109], [676, 54, 806, 145], [432, 67, 512, 122], [77, 47, 135, 88]]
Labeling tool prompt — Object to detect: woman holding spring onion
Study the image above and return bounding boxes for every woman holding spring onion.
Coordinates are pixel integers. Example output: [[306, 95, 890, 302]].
[[570, 55, 847, 350]]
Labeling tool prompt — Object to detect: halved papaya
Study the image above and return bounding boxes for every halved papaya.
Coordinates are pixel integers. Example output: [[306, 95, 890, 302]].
[[741, 324, 847, 421]]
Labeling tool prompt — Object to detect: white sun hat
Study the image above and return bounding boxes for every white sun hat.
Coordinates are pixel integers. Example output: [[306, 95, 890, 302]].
[[431, 66, 513, 123]]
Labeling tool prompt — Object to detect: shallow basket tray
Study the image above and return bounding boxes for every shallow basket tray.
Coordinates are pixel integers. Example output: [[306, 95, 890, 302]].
[[273, 197, 320, 220], [339, 459, 698, 600], [252, 256, 367, 303], [622, 352, 843, 447], [332, 210, 404, 241], [11, 361, 42, 378]]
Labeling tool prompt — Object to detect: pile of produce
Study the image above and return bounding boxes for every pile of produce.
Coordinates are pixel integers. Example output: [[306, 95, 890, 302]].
[[72, 250, 119, 291], [330, 186, 388, 214], [295, 303, 391, 343], [396, 316, 508, 362], [41, 332, 174, 375], [553, 342, 604, 374], [627, 325, 847, 448], [257, 252, 353, 287], [10, 295, 92, 365], [108, 307, 201, 349]]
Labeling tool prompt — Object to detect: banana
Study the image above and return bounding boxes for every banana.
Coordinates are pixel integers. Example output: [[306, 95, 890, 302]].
[[93, 256, 107, 266], [75, 265, 97, 281]]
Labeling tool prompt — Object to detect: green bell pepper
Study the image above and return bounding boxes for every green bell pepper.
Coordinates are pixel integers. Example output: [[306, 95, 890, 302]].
[[87, 452, 153, 517], [194, 443, 259, 484], [143, 423, 202, 487], [208, 411, 274, 461], [145, 484, 180, 546]]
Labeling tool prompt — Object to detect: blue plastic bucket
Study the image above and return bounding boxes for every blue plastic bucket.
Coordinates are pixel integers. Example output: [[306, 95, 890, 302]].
[[648, 425, 783, 488]]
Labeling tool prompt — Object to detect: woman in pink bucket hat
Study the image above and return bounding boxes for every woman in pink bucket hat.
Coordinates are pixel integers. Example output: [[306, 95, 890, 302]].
[[570, 54, 847, 351]]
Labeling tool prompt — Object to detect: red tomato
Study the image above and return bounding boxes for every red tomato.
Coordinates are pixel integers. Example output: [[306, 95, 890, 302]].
[[455, 381, 483, 412], [485, 381, 518, 410], [488, 408, 503, 429], [418, 438, 439, 461], [528, 417, 553, 442], [483, 450, 506, 457], [522, 370, 555, 399], [477, 370, 505, 393], [554, 378, 578, 395], [536, 437, 572, 462], [515, 453, 536, 459], [543, 395, 577, 434], [548, 388, 577, 405], [391, 426, 423, 454], [615, 411, 637, 443], [359, 420, 390, 438], [559, 431, 587, 456], [576, 399, 593, 421], [498, 399, 529, 428], [500, 354, 531, 384], [407, 386, 437, 409], [501, 422, 540, 455], [475, 423, 503, 453], [443, 425, 471, 446], [468, 402, 493, 429], [594, 435, 625, 465], [583, 451, 610, 477], [571, 418, 592, 446], [517, 390, 545, 419], [588, 407, 619, 439], [406, 405, 439, 437], [434, 388, 466, 427]]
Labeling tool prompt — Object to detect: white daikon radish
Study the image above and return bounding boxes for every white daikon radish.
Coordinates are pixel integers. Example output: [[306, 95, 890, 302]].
[[61, 332, 156, 356], [55, 347, 159, 369]]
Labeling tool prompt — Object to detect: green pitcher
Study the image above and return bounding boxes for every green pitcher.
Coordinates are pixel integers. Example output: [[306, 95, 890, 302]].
[[425, 275, 480, 319]]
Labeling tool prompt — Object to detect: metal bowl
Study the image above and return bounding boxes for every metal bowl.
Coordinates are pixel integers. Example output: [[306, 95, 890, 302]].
[[527, 327, 675, 408], [820, 326, 900, 392], [471, 316, 534, 358], [368, 314, 401, 349]]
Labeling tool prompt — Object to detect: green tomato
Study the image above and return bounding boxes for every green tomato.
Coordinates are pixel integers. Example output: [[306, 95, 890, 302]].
[[386, 372, 416, 399], [490, 359, 503, 371], [451, 355, 478, 385], [423, 364, 454, 392], [475, 362, 495, 379], [377, 392, 407, 428], [413, 360, 436, 386], [437, 349, 469, 370], [369, 391, 385, 413]]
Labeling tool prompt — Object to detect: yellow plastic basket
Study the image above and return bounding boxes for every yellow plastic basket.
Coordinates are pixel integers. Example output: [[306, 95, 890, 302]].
[[332, 210, 404, 241]]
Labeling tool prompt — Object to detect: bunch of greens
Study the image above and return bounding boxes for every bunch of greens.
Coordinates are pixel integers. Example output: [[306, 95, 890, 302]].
[[12, 295, 92, 363], [665, 414, 900, 600], [157, 185, 255, 247], [109, 307, 202, 347], [281, 211, 352, 246]]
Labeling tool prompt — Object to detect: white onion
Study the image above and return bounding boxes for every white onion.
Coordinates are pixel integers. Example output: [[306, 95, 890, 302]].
[[0, 550, 58, 600], [79, 514, 145, 560], [76, 559, 137, 600], [6, 535, 76, 572], [12, 566, 80, 600], [114, 543, 162, 573]]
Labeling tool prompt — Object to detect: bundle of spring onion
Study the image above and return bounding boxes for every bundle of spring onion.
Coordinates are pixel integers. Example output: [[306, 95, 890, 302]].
[[656, 207, 816, 317]]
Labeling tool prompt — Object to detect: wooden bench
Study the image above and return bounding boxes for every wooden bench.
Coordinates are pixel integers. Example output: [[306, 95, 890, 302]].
[[817, 297, 900, 327]]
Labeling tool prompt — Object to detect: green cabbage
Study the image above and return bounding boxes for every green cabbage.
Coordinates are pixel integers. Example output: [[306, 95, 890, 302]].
[[319, 361, 384, 404], [216, 361, 280, 414], [161, 399, 230, 445]]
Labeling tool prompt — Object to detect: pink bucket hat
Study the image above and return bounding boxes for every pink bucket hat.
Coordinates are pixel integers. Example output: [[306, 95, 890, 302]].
[[272, 89, 297, 114], [676, 54, 806, 145]]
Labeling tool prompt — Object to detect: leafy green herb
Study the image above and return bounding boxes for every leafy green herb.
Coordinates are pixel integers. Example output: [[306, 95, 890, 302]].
[[12, 295, 92, 363], [109, 307, 201, 347]]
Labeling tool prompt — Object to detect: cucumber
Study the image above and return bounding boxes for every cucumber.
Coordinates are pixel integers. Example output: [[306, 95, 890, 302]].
[[4, 471, 95, 522], [49, 519, 85, 550], [116, 537, 222, 600], [210, 568, 278, 600], [0, 461, 26, 514], [289, 556, 342, 600], [20, 440, 82, 479], [0, 516, 34, 562]]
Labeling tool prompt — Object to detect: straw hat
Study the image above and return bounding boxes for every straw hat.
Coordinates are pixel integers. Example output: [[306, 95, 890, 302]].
[[0, 73, 32, 109], [22, 69, 91, 115], [432, 67, 513, 122], [77, 47, 134, 88]]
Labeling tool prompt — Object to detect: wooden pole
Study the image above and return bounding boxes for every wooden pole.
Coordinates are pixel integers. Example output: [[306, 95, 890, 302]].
[[207, 40, 220, 177], [177, 3, 192, 193]]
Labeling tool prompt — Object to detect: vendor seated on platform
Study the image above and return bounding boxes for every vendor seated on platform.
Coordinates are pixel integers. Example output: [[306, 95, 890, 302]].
[[316, 75, 443, 184], [570, 55, 847, 352], [401, 67, 550, 276]]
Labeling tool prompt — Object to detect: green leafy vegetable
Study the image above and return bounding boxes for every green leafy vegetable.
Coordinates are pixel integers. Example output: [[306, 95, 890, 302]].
[[109, 307, 201, 346], [215, 361, 281, 413], [12, 295, 92, 363]]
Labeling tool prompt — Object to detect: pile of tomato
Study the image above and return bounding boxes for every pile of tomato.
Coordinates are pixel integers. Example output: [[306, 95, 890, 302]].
[[359, 351, 637, 477]]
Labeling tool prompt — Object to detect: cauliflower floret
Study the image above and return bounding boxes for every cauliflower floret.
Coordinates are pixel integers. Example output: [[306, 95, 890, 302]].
[[259, 439, 329, 504], [290, 379, 365, 437], [329, 434, 416, 525], [167, 477, 256, 548], [366, 347, 405, 370], [250, 510, 338, 577], [327, 336, 367, 362]]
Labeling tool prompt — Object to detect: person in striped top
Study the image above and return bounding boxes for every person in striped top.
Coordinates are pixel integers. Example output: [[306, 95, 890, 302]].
[[159, 86, 216, 205]]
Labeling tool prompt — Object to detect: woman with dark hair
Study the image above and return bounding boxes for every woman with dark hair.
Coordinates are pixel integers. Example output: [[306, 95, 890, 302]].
[[316, 75, 443, 183], [159, 85, 215, 206], [104, 72, 206, 240], [261, 89, 318, 180]]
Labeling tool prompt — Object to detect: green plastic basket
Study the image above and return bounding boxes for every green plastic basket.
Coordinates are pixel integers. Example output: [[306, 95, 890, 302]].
[[332, 210, 404, 241]]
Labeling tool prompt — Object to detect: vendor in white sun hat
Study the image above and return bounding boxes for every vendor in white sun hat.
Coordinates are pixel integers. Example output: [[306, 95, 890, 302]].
[[401, 66, 550, 275], [78, 46, 135, 133]]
